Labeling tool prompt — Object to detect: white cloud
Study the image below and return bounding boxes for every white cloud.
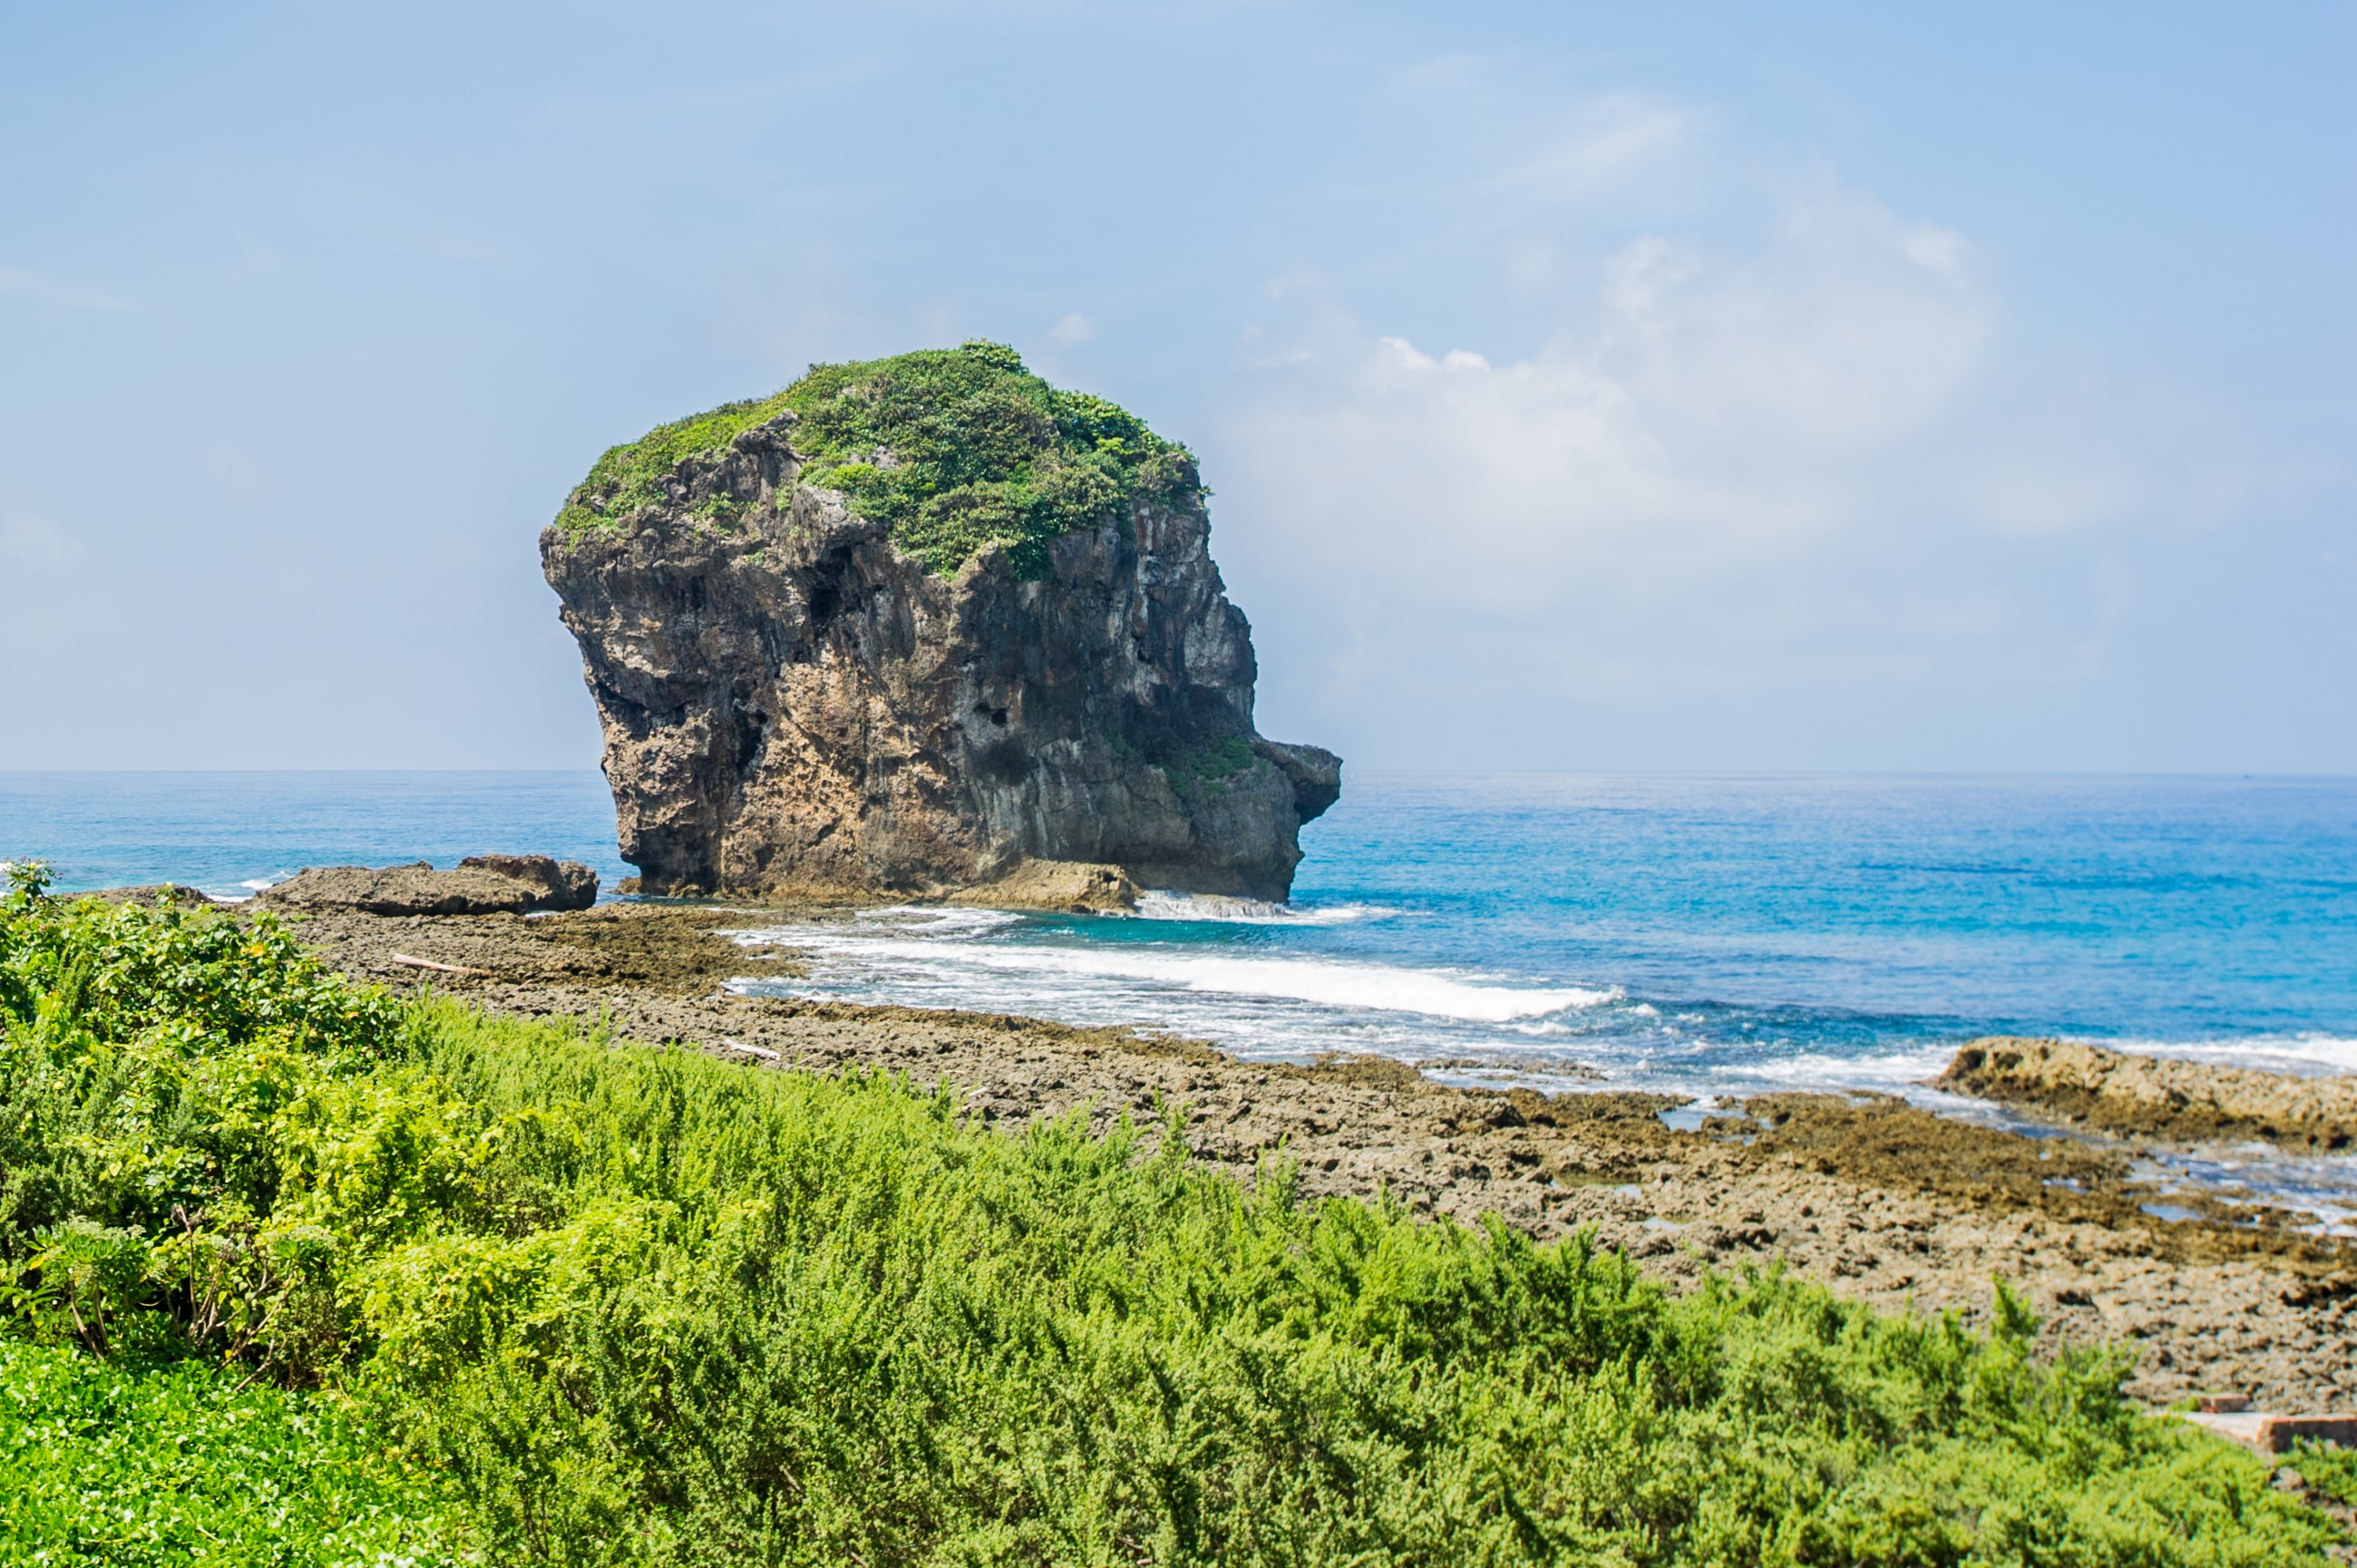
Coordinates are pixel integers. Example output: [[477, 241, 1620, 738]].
[[1048, 311, 1095, 345], [1209, 177, 2240, 765], [0, 515, 80, 570], [0, 268, 134, 312], [1476, 93, 1702, 209], [1236, 180, 2001, 579], [1592, 179, 1996, 453]]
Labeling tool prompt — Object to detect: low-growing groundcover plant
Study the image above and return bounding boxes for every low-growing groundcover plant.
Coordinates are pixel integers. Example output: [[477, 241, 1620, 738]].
[[0, 1337, 476, 1566], [0, 862, 2341, 1565]]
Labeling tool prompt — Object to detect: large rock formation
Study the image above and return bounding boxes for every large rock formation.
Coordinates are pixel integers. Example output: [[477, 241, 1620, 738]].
[[542, 344, 1339, 903]]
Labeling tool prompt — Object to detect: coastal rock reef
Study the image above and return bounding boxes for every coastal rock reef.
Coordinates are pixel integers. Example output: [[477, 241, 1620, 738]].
[[256, 856, 599, 917], [542, 341, 1339, 903], [1940, 1035, 2357, 1149]]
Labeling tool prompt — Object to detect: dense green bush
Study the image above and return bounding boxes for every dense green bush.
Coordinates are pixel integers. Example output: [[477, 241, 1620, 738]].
[[0, 865, 2342, 1565], [2291, 1437, 2357, 1506], [552, 340, 1199, 577]]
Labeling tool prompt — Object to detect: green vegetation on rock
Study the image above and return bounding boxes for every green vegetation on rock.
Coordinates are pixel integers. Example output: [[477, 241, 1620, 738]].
[[1164, 735, 1259, 800], [0, 863, 2344, 1566], [554, 394, 792, 542], [553, 341, 1200, 577]]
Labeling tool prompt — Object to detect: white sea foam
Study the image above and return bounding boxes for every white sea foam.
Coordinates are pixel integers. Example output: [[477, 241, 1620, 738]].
[[856, 904, 1024, 934], [1745, 1046, 1960, 1094], [730, 917, 1611, 1024], [2101, 1033, 2357, 1078], [1132, 891, 1390, 927], [214, 872, 295, 902]]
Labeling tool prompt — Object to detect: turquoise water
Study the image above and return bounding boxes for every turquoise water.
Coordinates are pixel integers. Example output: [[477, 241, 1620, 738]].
[[718, 774, 2357, 1100], [6, 771, 2353, 1099], [2, 772, 629, 899]]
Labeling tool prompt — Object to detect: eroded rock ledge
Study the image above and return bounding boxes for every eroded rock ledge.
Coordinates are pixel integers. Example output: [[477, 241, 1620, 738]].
[[1938, 1036, 2357, 1149], [256, 856, 599, 917]]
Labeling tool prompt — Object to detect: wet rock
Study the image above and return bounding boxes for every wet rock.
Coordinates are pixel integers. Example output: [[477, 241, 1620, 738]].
[[944, 859, 1140, 912]]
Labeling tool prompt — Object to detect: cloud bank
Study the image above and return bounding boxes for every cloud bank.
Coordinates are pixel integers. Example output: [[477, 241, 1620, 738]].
[[1214, 170, 2310, 769]]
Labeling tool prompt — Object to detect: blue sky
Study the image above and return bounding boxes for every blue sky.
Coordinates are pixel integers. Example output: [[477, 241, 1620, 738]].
[[3, 1, 2350, 771]]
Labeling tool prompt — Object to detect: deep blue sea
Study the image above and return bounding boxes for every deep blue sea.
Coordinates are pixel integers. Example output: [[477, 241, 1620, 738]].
[[6, 771, 2353, 1101]]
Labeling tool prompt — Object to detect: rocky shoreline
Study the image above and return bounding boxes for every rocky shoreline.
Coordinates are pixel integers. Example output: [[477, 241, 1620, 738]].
[[1940, 1035, 2357, 1150], [264, 898, 2357, 1416]]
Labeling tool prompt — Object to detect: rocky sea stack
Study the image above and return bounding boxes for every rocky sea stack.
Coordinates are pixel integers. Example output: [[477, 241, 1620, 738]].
[[542, 342, 1339, 904]]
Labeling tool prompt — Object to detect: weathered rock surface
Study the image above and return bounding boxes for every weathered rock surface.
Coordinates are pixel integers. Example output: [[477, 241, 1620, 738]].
[[73, 884, 221, 908], [454, 854, 600, 910], [944, 859, 1142, 912], [1938, 1037, 2357, 1149], [256, 857, 598, 917], [541, 414, 1339, 901]]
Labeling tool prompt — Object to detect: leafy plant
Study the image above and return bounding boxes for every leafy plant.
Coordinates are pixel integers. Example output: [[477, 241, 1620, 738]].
[[23, 1221, 151, 1358], [0, 1336, 475, 1566], [1164, 735, 1259, 798], [2290, 1437, 2357, 1505], [551, 341, 1201, 578], [0, 885, 404, 1375], [0, 883, 2342, 1564]]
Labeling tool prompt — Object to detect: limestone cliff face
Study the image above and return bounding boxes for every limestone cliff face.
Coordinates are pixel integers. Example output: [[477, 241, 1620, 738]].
[[541, 412, 1339, 901]]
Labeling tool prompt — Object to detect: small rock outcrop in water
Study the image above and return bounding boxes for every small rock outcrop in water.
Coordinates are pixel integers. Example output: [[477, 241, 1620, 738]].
[[541, 342, 1340, 903], [1937, 1037, 2357, 1149], [74, 884, 221, 908], [256, 857, 599, 916]]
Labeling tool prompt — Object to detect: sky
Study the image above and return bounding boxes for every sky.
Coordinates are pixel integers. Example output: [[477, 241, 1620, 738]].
[[2, 1, 2351, 773]]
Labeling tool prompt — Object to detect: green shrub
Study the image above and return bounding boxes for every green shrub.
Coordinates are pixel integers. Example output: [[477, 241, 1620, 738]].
[[0, 863, 404, 1378], [0, 868, 2342, 1565], [0, 1336, 475, 1566], [1164, 735, 1260, 799], [552, 341, 1200, 578], [552, 395, 791, 541], [2292, 1437, 2357, 1505]]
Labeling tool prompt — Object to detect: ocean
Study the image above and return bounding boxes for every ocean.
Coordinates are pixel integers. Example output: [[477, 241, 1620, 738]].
[[12, 768, 2356, 1222], [7, 769, 2353, 1099]]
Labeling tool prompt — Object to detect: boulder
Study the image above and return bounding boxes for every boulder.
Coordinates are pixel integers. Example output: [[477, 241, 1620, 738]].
[[458, 854, 599, 911], [945, 860, 1141, 913], [255, 857, 599, 917]]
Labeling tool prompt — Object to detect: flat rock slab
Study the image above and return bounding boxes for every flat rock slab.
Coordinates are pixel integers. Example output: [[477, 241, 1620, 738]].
[[1938, 1036, 2357, 1150], [257, 856, 597, 917], [2180, 1411, 2357, 1454]]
